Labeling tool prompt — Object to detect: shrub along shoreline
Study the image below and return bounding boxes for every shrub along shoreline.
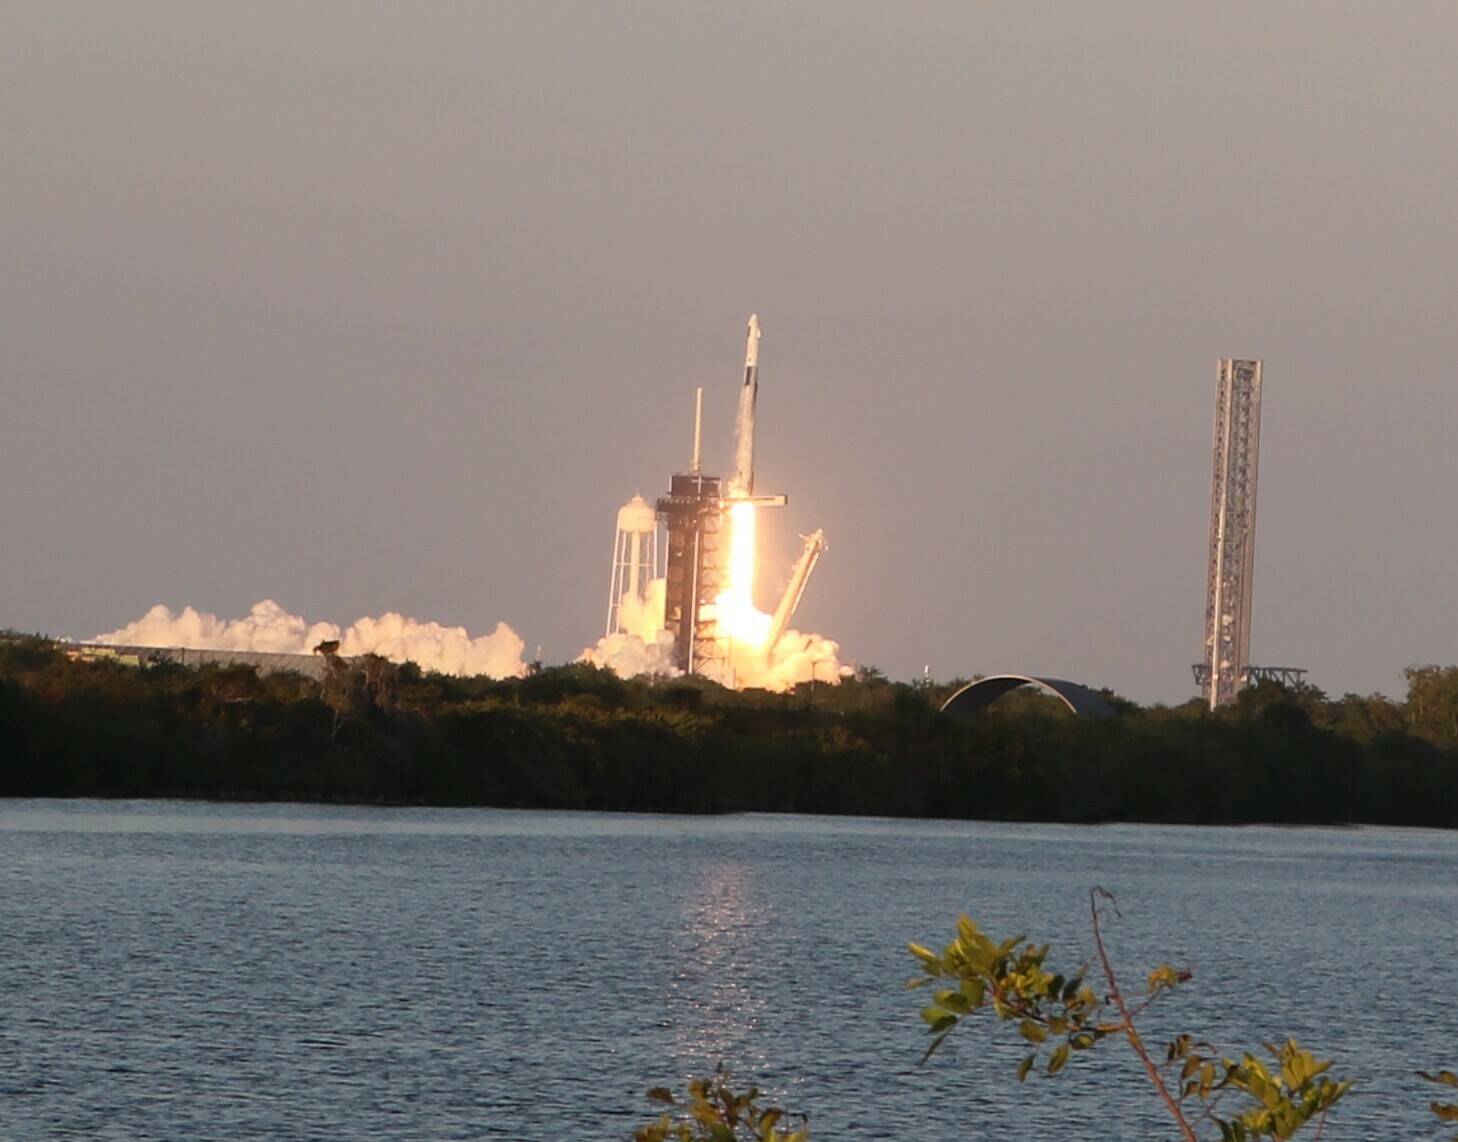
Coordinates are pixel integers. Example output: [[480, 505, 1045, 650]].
[[3, 636, 1457, 827]]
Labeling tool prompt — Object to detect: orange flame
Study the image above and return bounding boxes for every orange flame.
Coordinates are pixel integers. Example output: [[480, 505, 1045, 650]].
[[716, 503, 771, 649]]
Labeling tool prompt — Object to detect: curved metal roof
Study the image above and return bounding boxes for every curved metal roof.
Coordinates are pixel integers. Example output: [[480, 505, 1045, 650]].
[[940, 674, 1116, 720]]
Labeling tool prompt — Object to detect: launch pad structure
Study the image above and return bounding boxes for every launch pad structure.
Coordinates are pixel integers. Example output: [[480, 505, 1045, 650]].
[[648, 315, 813, 679], [657, 471, 727, 674], [1197, 358, 1305, 707], [1202, 359, 1263, 709]]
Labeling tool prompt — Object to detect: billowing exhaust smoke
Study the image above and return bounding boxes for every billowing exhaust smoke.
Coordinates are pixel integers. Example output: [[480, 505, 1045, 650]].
[[581, 575, 846, 692], [582, 578, 679, 679], [95, 599, 527, 679]]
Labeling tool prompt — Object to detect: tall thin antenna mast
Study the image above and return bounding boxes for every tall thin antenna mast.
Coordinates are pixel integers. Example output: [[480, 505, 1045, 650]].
[[690, 386, 703, 473]]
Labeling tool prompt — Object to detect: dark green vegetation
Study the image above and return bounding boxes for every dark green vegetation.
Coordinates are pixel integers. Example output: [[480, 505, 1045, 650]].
[[3, 634, 1458, 826]]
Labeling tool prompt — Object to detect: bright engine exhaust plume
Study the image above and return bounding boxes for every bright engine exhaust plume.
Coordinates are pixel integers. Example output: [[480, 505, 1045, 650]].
[[715, 502, 773, 650], [582, 552, 846, 691]]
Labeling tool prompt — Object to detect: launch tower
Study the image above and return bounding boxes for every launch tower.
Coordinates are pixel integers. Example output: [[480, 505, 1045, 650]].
[[1201, 359, 1263, 709], [657, 471, 726, 673], [652, 316, 810, 682], [656, 386, 726, 673]]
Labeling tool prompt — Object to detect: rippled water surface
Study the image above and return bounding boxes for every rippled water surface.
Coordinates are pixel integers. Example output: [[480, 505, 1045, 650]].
[[2, 800, 1456, 1139]]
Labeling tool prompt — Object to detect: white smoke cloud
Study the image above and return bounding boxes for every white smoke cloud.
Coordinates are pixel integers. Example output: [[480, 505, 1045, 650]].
[[618, 577, 668, 645], [585, 629, 681, 679], [95, 599, 527, 679], [730, 627, 848, 692], [581, 578, 681, 679]]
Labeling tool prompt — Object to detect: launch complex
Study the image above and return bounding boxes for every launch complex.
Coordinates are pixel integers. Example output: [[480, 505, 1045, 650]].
[[79, 320, 1305, 704], [607, 316, 826, 684], [612, 328, 1304, 702]]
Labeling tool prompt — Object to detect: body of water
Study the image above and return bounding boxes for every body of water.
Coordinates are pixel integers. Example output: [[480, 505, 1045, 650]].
[[2, 800, 1455, 1139]]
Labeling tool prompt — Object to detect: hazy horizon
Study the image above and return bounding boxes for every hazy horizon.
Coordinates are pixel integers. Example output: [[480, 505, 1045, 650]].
[[4, 3, 1456, 703]]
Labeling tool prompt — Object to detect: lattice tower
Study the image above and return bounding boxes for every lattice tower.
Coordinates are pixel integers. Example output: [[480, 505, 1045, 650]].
[[1203, 359, 1263, 709], [657, 473, 726, 675]]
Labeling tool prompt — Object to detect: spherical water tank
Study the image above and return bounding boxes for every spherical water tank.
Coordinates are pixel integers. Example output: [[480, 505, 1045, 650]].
[[616, 494, 656, 534]]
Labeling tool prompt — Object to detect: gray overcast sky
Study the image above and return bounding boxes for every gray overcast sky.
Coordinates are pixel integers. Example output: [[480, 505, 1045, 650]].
[[3, 2, 1456, 703]]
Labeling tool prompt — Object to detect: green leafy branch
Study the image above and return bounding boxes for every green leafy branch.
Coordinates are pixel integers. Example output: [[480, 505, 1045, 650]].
[[634, 1068, 810, 1142], [909, 888, 1354, 1141], [1165, 1037, 1353, 1141], [907, 915, 1107, 1078]]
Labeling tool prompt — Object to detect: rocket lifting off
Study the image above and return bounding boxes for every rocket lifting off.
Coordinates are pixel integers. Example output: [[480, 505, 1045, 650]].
[[726, 314, 761, 500], [631, 313, 827, 683]]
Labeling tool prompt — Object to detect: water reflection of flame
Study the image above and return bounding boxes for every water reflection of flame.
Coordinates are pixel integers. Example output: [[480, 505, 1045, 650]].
[[665, 860, 773, 1075]]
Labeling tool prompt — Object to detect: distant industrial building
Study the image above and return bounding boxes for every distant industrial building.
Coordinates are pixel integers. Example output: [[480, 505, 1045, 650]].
[[65, 642, 329, 680]]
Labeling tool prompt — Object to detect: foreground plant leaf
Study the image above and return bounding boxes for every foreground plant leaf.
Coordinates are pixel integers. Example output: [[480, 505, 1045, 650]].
[[633, 1069, 809, 1142]]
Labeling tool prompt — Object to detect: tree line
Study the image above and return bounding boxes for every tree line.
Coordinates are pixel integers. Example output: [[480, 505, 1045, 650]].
[[2, 634, 1457, 827]]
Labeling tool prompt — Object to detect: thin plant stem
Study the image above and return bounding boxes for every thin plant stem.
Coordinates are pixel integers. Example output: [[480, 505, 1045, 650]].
[[1090, 888, 1197, 1142]]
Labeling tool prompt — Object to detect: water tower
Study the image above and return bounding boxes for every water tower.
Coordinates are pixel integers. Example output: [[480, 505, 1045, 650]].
[[605, 495, 659, 637]]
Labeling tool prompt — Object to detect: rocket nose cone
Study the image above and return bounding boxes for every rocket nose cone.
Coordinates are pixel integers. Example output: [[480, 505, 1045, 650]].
[[748, 314, 759, 332]]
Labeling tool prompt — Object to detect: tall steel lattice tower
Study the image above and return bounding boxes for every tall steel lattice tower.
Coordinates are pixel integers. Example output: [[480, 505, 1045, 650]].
[[656, 389, 727, 676], [657, 473, 726, 674], [1203, 359, 1263, 709]]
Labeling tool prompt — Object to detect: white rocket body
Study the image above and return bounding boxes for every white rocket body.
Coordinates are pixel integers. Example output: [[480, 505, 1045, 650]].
[[726, 314, 760, 499]]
